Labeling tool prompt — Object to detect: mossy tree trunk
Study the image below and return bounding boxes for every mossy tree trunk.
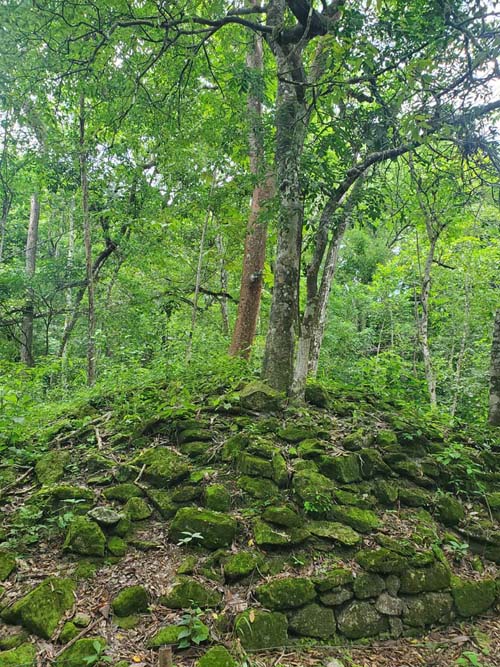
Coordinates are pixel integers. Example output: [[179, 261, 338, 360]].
[[489, 309, 500, 426]]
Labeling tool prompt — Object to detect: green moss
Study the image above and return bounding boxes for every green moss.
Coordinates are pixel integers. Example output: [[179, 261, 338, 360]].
[[170, 507, 237, 550], [0, 552, 16, 582], [278, 426, 317, 443], [0, 631, 29, 651], [329, 506, 380, 533], [204, 484, 231, 512], [308, 520, 361, 546], [72, 562, 97, 580], [103, 483, 143, 502], [113, 615, 140, 629], [256, 577, 316, 610], [297, 439, 326, 459], [170, 485, 202, 503], [224, 552, 263, 582], [358, 449, 392, 478], [355, 548, 407, 574], [54, 637, 106, 667], [45, 485, 94, 503], [160, 577, 221, 609], [319, 454, 361, 483], [304, 382, 330, 408], [131, 447, 191, 487], [353, 573, 385, 599], [235, 609, 288, 650], [399, 562, 450, 594], [292, 469, 334, 504], [272, 453, 288, 487], [398, 486, 433, 508], [289, 603, 336, 638], [374, 480, 399, 505], [376, 430, 397, 446], [435, 495, 464, 526], [178, 428, 211, 444], [451, 577, 496, 617], [236, 381, 283, 412], [337, 601, 387, 639], [262, 506, 302, 528], [1, 577, 74, 639], [146, 625, 181, 648], [238, 453, 274, 478], [63, 517, 106, 557], [0, 643, 36, 667], [403, 592, 453, 627], [35, 450, 69, 485], [111, 586, 148, 617], [107, 536, 127, 557], [145, 489, 177, 518], [314, 568, 353, 592], [253, 519, 309, 548], [196, 646, 236, 667], [59, 622, 79, 644], [239, 476, 279, 499], [177, 555, 198, 575], [123, 497, 152, 521]]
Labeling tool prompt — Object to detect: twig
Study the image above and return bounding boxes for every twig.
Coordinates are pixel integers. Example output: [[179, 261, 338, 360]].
[[94, 425, 103, 450], [51, 618, 100, 660], [134, 464, 146, 483], [0, 467, 34, 499]]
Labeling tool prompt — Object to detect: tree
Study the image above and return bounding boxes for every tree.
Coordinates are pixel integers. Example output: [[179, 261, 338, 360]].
[[20, 193, 40, 366], [489, 310, 500, 426]]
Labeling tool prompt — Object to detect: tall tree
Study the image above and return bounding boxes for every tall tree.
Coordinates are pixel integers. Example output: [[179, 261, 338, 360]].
[[20, 193, 40, 366], [489, 309, 500, 426]]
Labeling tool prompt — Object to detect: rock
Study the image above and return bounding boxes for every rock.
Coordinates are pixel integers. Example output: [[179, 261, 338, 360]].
[[0, 631, 29, 651], [253, 519, 309, 548], [292, 469, 335, 505], [388, 617, 403, 638], [103, 483, 143, 502], [451, 577, 496, 617], [358, 449, 393, 479], [328, 506, 380, 533], [355, 548, 407, 574], [320, 587, 353, 606], [73, 613, 91, 627], [35, 450, 69, 485], [343, 428, 372, 451], [262, 506, 302, 528], [375, 593, 403, 616], [110, 515, 132, 537], [236, 381, 283, 412], [87, 507, 123, 527], [146, 626, 180, 648], [161, 577, 222, 609], [319, 454, 361, 483], [374, 480, 399, 505], [1, 577, 74, 639], [0, 552, 16, 581], [308, 521, 361, 546], [336, 601, 387, 639], [113, 615, 140, 630], [398, 486, 433, 507], [278, 426, 317, 443], [256, 577, 316, 610], [123, 497, 152, 520], [170, 507, 237, 550], [399, 562, 450, 594], [314, 568, 353, 592], [178, 428, 211, 444], [107, 536, 127, 557], [112, 586, 148, 617], [403, 592, 453, 627], [54, 637, 106, 667], [196, 646, 236, 667], [63, 517, 106, 557], [436, 495, 464, 526], [235, 609, 288, 650], [353, 573, 385, 599], [224, 552, 263, 582], [385, 575, 401, 596], [45, 485, 94, 503], [334, 488, 374, 509], [297, 439, 326, 459], [238, 453, 274, 478], [304, 382, 330, 408], [59, 621, 79, 644], [376, 429, 398, 446], [289, 603, 336, 638], [272, 453, 289, 487], [0, 643, 36, 667], [239, 476, 279, 499], [131, 447, 191, 487], [145, 489, 177, 518], [204, 484, 231, 512]]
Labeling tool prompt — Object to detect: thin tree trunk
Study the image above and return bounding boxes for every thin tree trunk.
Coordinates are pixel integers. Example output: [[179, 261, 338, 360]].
[[61, 199, 75, 385], [0, 196, 11, 264], [20, 193, 40, 366], [186, 204, 211, 361], [488, 309, 500, 426], [418, 235, 438, 407], [80, 95, 96, 386], [215, 234, 229, 335], [229, 22, 272, 358], [450, 277, 470, 418]]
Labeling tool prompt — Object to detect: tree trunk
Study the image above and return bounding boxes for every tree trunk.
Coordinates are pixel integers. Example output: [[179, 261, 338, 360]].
[[418, 236, 437, 407], [186, 204, 211, 361], [229, 23, 272, 358], [489, 309, 500, 426], [20, 193, 40, 366], [80, 95, 96, 386], [0, 195, 11, 264], [215, 234, 229, 335], [261, 48, 308, 392]]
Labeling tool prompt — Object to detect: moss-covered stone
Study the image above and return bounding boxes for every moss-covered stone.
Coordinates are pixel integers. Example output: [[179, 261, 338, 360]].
[[292, 469, 335, 504], [87, 507, 123, 526], [35, 450, 69, 485], [161, 577, 221, 609], [224, 552, 263, 582], [336, 601, 387, 639], [236, 381, 283, 412], [353, 573, 385, 599], [305, 382, 330, 408], [103, 483, 143, 502], [169, 484, 202, 503], [72, 562, 97, 580], [289, 603, 336, 638], [451, 577, 496, 617], [59, 622, 79, 644], [355, 548, 407, 574], [144, 489, 177, 518], [238, 453, 274, 479], [314, 568, 353, 593], [343, 428, 372, 451], [1, 577, 75, 639], [376, 429, 398, 446], [0, 632, 29, 651], [178, 428, 211, 444], [436, 495, 465, 526], [63, 517, 106, 557], [0, 552, 16, 582], [45, 485, 94, 503], [0, 643, 36, 667], [54, 637, 106, 667], [204, 484, 231, 512], [73, 613, 91, 627], [170, 507, 237, 550], [320, 587, 353, 606], [111, 586, 148, 617], [107, 536, 127, 557], [235, 609, 288, 650], [403, 592, 453, 627], [131, 447, 191, 488], [308, 520, 361, 546], [398, 486, 433, 507], [399, 562, 450, 594], [256, 577, 316, 610], [262, 506, 302, 528], [358, 449, 393, 479], [110, 515, 132, 538], [196, 646, 236, 667], [272, 453, 288, 487], [146, 625, 181, 648], [374, 480, 399, 505], [319, 454, 361, 484], [239, 475, 279, 499], [253, 519, 309, 548], [123, 497, 152, 521], [278, 425, 317, 443], [113, 615, 140, 629], [297, 439, 326, 459], [329, 506, 380, 533]]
